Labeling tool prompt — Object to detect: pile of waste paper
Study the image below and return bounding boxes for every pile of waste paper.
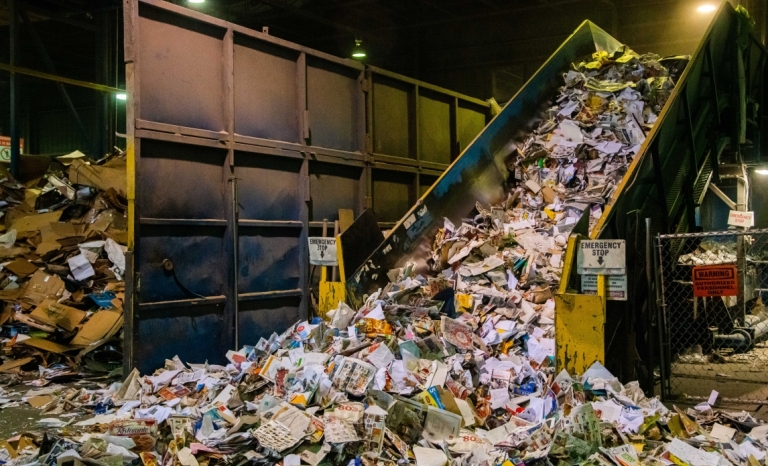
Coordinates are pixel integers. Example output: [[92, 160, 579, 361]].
[[6, 47, 766, 466], [0, 149, 127, 380]]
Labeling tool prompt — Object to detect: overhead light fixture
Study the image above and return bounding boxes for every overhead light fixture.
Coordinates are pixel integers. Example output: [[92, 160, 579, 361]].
[[697, 4, 717, 13], [352, 39, 366, 59], [116, 93, 127, 101], [755, 169, 768, 175], [188, 0, 205, 4]]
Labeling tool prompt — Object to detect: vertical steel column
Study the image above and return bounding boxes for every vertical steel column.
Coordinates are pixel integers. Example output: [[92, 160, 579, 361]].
[[224, 29, 238, 350], [9, 0, 20, 178], [123, 0, 139, 375], [655, 235, 669, 400], [96, 10, 117, 158], [645, 217, 655, 397]]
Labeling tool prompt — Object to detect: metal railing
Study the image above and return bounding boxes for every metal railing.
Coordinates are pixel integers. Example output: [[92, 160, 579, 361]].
[[657, 228, 768, 403]]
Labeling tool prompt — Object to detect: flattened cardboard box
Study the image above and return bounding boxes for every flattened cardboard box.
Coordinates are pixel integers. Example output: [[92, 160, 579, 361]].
[[11, 211, 63, 233], [20, 337, 72, 354], [70, 310, 122, 347], [29, 299, 86, 332], [4, 258, 39, 277], [68, 159, 127, 197], [22, 271, 66, 305]]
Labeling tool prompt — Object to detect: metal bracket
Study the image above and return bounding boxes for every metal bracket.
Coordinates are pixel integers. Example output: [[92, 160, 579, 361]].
[[708, 183, 737, 210]]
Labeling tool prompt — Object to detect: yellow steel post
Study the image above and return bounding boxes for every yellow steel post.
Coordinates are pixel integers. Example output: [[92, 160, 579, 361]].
[[555, 234, 606, 375], [317, 218, 346, 319]]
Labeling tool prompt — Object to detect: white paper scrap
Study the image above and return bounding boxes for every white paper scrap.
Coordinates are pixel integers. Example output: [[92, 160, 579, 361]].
[[68, 253, 95, 281]]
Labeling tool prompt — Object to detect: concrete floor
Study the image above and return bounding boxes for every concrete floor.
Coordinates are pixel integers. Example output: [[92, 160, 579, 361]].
[[0, 402, 48, 439], [664, 342, 768, 406]]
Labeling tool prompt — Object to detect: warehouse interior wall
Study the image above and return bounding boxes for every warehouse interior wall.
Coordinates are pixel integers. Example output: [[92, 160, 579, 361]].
[[0, 0, 766, 157]]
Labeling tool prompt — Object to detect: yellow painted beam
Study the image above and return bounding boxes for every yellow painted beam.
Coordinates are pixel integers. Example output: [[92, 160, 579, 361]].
[[0, 62, 124, 94], [318, 281, 345, 319], [555, 293, 606, 375], [317, 230, 347, 320], [558, 234, 579, 294]]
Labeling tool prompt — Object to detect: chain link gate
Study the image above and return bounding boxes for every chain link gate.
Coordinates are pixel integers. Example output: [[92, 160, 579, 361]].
[[656, 229, 768, 403]]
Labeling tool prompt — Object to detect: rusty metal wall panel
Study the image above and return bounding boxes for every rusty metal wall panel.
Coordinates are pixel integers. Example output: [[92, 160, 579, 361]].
[[373, 169, 415, 223], [238, 297, 301, 342], [372, 77, 411, 158], [138, 140, 226, 219], [457, 103, 487, 154], [418, 92, 452, 164], [367, 66, 490, 175], [233, 36, 299, 143], [136, 304, 226, 373], [126, 0, 490, 373], [307, 58, 363, 152], [138, 6, 226, 132], [238, 227, 302, 293], [309, 161, 363, 222], [236, 153, 303, 221], [138, 225, 226, 302]]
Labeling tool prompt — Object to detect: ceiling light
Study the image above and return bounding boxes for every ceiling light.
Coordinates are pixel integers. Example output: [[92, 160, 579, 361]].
[[352, 39, 366, 59], [755, 169, 768, 175], [188, 0, 205, 3], [697, 4, 717, 13], [116, 93, 127, 101]]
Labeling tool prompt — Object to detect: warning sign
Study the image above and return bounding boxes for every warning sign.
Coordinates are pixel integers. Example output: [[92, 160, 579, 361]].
[[308, 237, 337, 266], [581, 274, 628, 301], [0, 136, 24, 163], [692, 265, 738, 297], [577, 240, 626, 275]]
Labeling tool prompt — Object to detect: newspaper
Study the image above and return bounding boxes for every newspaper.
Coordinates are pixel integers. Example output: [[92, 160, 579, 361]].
[[422, 406, 461, 443], [252, 421, 301, 452], [331, 358, 376, 396], [323, 415, 359, 444], [441, 316, 474, 350]]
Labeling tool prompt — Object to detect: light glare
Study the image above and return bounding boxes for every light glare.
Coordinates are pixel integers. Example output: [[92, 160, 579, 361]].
[[188, 0, 205, 3], [755, 169, 768, 175], [697, 4, 717, 13], [116, 93, 127, 101]]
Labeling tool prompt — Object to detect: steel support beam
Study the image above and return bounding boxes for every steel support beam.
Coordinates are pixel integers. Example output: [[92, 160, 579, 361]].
[[9, 0, 20, 178], [20, 4, 97, 31], [95, 9, 117, 158], [0, 63, 124, 94]]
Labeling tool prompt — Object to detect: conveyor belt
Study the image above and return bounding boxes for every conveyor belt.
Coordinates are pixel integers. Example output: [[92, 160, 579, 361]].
[[345, 3, 768, 385]]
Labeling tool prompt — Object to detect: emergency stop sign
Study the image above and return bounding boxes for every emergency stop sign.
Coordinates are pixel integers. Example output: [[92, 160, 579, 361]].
[[692, 265, 738, 297], [577, 240, 626, 275]]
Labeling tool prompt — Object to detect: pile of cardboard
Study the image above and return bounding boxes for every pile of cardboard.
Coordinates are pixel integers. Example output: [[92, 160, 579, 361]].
[[0, 150, 127, 378]]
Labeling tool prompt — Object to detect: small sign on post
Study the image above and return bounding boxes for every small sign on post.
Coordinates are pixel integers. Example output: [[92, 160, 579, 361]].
[[581, 274, 628, 300], [308, 237, 338, 266], [577, 240, 626, 275], [692, 265, 738, 297], [727, 211, 754, 228]]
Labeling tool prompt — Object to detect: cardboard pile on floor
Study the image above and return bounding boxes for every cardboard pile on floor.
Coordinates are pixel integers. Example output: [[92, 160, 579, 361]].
[[0, 149, 127, 380], [6, 49, 766, 466]]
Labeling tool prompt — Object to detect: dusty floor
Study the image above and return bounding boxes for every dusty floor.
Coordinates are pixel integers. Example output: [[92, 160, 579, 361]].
[[0, 402, 48, 439]]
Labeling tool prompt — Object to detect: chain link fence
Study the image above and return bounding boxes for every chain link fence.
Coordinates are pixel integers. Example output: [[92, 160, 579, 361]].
[[657, 228, 768, 404]]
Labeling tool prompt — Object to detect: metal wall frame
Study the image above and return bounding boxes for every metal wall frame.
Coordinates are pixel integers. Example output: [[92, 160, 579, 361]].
[[124, 0, 489, 372]]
